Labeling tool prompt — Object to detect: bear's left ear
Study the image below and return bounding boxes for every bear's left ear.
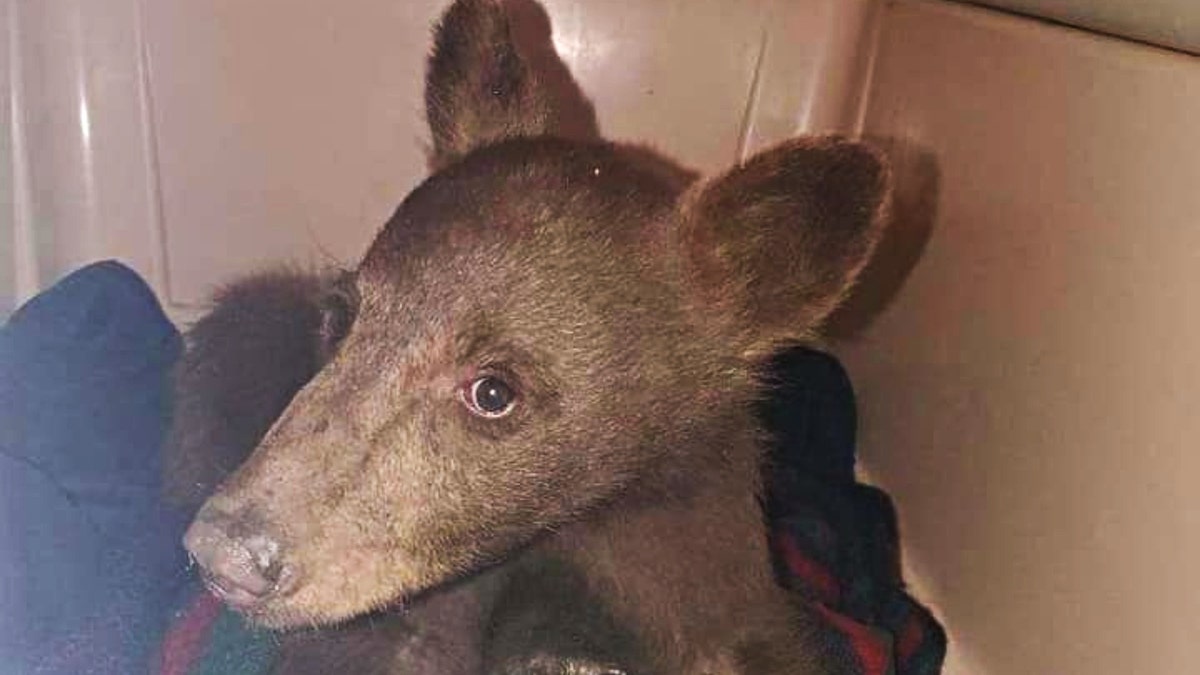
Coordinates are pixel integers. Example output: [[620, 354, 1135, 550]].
[[677, 136, 889, 357], [425, 0, 556, 170]]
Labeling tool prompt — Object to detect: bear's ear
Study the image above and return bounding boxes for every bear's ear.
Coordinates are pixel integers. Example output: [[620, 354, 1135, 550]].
[[425, 0, 556, 169], [677, 136, 889, 357]]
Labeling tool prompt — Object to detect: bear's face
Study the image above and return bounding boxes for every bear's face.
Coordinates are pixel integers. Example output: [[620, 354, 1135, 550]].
[[184, 0, 888, 630], [200, 138, 743, 626]]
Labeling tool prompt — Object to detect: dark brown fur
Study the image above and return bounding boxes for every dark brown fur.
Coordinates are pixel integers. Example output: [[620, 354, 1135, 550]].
[[165, 270, 336, 511], [176, 1, 889, 672]]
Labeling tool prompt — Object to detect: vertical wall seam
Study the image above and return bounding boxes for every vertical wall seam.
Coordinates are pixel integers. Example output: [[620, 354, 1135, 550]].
[[133, 0, 175, 312], [851, 0, 889, 137], [9, 0, 39, 305], [734, 22, 770, 163]]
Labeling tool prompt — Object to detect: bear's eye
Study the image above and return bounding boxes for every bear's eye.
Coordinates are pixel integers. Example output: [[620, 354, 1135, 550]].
[[463, 375, 517, 418]]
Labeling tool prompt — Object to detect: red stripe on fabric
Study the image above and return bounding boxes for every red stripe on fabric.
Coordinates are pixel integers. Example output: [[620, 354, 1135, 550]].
[[815, 604, 892, 675], [157, 592, 224, 675], [773, 532, 842, 605], [896, 613, 925, 664]]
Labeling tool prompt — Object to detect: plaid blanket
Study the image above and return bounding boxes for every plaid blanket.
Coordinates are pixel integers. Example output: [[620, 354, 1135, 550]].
[[769, 478, 945, 675]]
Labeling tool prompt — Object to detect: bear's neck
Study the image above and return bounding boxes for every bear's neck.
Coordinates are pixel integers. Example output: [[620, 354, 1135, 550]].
[[545, 424, 795, 670]]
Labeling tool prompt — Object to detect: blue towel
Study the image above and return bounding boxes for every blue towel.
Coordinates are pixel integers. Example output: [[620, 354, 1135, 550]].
[[0, 261, 190, 674]]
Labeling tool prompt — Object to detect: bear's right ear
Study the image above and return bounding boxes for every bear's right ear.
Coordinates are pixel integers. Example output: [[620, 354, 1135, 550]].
[[676, 136, 890, 358], [425, 0, 556, 170]]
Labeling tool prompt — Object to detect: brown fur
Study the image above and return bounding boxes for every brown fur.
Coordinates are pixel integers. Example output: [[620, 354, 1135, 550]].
[[165, 269, 345, 511], [425, 0, 598, 171], [179, 1, 889, 672]]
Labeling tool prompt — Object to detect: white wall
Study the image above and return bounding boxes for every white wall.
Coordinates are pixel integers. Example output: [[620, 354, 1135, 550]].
[[3, 0, 167, 315], [1, 0, 14, 316], [835, 2, 1200, 673]]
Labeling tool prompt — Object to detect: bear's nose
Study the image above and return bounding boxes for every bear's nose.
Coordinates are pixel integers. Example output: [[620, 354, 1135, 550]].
[[184, 510, 295, 609]]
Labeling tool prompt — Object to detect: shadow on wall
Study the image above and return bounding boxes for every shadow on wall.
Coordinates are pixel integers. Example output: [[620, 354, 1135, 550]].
[[825, 138, 940, 340]]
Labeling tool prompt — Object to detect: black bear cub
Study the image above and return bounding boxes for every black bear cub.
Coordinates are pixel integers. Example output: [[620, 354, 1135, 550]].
[[175, 0, 889, 672]]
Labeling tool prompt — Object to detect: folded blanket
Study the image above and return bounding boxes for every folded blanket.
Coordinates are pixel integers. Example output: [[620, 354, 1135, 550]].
[[770, 480, 946, 675], [0, 261, 192, 674], [762, 348, 946, 675]]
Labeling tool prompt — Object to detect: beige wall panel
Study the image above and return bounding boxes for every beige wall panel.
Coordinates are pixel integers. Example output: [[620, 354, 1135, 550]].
[[833, 2, 1200, 674], [5, 0, 164, 308], [1, 0, 13, 316], [143, 0, 443, 308], [968, 0, 1200, 55]]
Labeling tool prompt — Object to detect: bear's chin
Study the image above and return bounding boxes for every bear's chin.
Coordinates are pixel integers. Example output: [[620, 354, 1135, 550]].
[[238, 598, 393, 632], [230, 581, 414, 631]]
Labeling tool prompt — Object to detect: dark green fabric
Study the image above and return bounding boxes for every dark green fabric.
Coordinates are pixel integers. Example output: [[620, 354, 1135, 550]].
[[190, 608, 276, 675]]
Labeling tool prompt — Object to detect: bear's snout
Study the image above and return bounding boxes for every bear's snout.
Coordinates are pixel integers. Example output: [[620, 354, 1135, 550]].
[[184, 508, 298, 610]]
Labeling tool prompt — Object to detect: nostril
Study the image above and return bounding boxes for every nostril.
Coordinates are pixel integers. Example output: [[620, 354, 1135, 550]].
[[242, 534, 280, 574], [242, 533, 297, 594]]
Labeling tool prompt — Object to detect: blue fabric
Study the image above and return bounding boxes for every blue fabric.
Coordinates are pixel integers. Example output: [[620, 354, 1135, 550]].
[[758, 347, 858, 485], [0, 261, 190, 674]]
